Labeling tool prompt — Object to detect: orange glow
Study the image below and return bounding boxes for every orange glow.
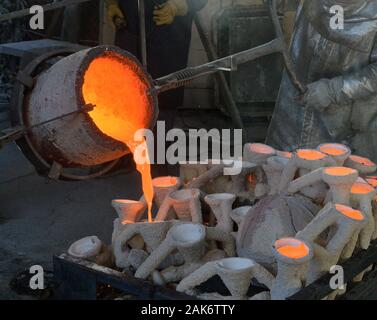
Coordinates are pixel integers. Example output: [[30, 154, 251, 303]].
[[349, 155, 376, 167], [351, 182, 375, 195], [335, 204, 364, 221], [277, 242, 309, 259], [250, 143, 275, 154], [153, 176, 180, 188], [130, 141, 154, 222], [319, 144, 348, 156], [82, 56, 154, 221], [297, 149, 326, 161], [278, 151, 292, 159], [247, 174, 256, 187], [367, 179, 377, 188], [324, 167, 355, 176]]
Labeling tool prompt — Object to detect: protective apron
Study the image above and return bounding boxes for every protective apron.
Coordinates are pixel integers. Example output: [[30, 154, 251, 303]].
[[266, 0, 377, 162]]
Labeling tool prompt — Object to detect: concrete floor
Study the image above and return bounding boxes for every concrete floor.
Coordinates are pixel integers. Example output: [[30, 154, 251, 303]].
[[0, 142, 143, 299]]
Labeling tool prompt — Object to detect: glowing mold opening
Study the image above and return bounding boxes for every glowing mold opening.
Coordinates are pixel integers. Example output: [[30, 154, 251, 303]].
[[275, 238, 310, 259], [335, 204, 364, 221], [296, 149, 326, 161]]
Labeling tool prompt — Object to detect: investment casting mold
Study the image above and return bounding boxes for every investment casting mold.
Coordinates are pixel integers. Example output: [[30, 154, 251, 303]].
[[270, 238, 313, 300], [152, 176, 182, 208], [263, 156, 290, 195], [205, 193, 236, 233], [278, 149, 335, 193], [135, 223, 206, 280], [152, 176, 182, 220], [113, 220, 173, 268], [177, 257, 274, 300], [296, 203, 365, 284], [344, 155, 377, 175], [68, 236, 114, 267], [180, 160, 257, 199], [243, 144, 276, 199], [155, 188, 203, 223], [135, 223, 236, 281], [317, 143, 351, 166], [287, 167, 358, 205], [350, 182, 377, 249], [244, 143, 276, 165], [111, 199, 146, 224]]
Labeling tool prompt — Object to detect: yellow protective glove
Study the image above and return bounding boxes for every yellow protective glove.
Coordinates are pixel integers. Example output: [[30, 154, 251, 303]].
[[153, 0, 188, 26], [105, 0, 125, 30]]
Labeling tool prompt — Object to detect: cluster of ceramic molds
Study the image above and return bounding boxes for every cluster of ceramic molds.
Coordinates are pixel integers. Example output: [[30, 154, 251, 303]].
[[109, 175, 239, 286], [176, 257, 274, 300], [134, 223, 235, 284], [238, 142, 377, 298], [176, 237, 314, 301], [278, 149, 336, 202], [286, 163, 377, 251], [180, 160, 257, 201], [204, 193, 236, 233], [67, 142, 377, 300], [155, 188, 203, 223], [280, 146, 377, 297], [296, 203, 365, 283]]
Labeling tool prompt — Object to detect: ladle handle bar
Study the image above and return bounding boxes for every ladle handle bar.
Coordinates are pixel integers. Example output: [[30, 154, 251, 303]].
[[154, 0, 306, 95]]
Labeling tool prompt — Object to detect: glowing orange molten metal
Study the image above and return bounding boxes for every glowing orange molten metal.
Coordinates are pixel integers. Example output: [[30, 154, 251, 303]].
[[277, 242, 309, 259], [324, 167, 355, 176], [278, 151, 292, 159], [250, 143, 275, 154], [349, 155, 376, 167], [82, 56, 154, 221], [296, 149, 326, 161], [319, 144, 348, 156], [335, 204, 364, 221], [351, 182, 374, 195]]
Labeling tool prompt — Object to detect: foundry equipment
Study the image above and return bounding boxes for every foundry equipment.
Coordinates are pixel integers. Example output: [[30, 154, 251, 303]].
[[1, 0, 305, 180]]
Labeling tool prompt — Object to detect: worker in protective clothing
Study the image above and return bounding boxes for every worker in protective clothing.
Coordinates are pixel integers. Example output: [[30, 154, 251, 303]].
[[266, 0, 377, 162], [106, 0, 208, 176]]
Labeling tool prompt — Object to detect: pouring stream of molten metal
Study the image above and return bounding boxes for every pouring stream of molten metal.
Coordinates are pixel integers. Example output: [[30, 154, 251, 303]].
[[82, 56, 154, 221]]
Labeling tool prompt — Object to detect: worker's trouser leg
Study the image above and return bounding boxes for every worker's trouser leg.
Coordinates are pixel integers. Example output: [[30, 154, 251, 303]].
[[151, 88, 184, 178], [61, 4, 81, 43]]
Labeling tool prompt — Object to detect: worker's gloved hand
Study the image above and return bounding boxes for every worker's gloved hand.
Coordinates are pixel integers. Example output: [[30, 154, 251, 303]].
[[105, 0, 126, 30], [153, 0, 189, 26], [301, 77, 345, 111]]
